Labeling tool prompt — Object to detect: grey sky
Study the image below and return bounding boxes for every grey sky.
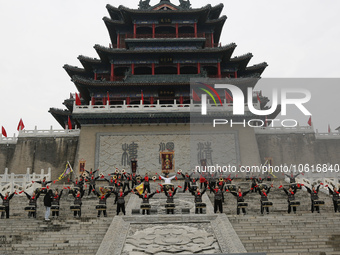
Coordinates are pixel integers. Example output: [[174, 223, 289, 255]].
[[0, 0, 339, 136]]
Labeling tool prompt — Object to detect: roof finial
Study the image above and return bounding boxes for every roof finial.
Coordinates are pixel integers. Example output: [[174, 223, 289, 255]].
[[179, 0, 191, 9], [139, 0, 151, 9]]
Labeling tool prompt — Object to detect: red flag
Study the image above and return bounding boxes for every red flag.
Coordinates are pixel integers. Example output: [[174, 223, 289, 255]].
[[328, 124, 331, 133], [192, 89, 201, 102], [307, 116, 312, 126], [257, 93, 261, 103], [2, 127, 7, 137], [17, 118, 25, 131], [75, 93, 81, 105], [225, 90, 233, 103], [68, 116, 72, 130], [141, 90, 144, 105], [107, 91, 110, 105]]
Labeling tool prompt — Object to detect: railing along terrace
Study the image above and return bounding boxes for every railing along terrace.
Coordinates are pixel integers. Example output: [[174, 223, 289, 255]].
[[18, 126, 80, 137], [73, 99, 260, 114], [125, 33, 205, 39]]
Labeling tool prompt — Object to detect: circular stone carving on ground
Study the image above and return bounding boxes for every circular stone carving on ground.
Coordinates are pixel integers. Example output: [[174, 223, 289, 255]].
[[124, 224, 219, 254]]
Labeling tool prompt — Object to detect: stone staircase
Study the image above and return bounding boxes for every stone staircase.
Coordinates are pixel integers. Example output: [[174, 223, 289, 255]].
[[0, 184, 132, 255], [206, 178, 340, 255], [228, 213, 340, 255]]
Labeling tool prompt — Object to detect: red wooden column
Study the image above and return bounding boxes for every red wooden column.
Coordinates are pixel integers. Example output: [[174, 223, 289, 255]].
[[211, 32, 214, 48], [94, 73, 97, 80], [176, 23, 179, 38], [177, 63, 180, 75], [152, 63, 155, 75], [110, 63, 115, 81], [134, 23, 137, 38], [152, 24, 155, 38], [131, 64, 135, 75], [234, 71, 238, 78], [197, 63, 201, 74], [217, 62, 221, 78], [194, 22, 197, 38], [117, 34, 120, 48]]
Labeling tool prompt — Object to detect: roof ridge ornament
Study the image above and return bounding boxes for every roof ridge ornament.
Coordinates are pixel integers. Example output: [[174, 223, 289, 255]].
[[179, 0, 191, 9], [138, 0, 151, 10]]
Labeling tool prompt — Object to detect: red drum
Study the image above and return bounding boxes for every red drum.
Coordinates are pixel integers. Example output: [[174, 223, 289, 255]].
[[96, 205, 107, 210], [237, 202, 248, 208], [262, 201, 273, 207], [70, 205, 81, 211]]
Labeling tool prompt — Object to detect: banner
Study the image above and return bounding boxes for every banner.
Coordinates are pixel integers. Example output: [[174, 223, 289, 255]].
[[57, 161, 73, 181], [135, 183, 144, 195]]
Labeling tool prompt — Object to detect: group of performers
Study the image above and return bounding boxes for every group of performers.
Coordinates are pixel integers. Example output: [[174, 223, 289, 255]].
[[1, 169, 339, 219]]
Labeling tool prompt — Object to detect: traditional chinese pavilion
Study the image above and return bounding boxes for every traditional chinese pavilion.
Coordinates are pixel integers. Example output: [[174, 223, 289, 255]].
[[48, 0, 277, 174], [49, 0, 276, 128]]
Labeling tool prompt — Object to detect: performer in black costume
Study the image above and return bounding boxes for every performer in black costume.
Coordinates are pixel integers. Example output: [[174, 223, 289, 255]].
[[35, 177, 52, 194], [134, 190, 157, 215], [71, 189, 85, 217], [105, 176, 116, 191], [181, 172, 192, 192], [0, 191, 15, 219], [305, 184, 321, 213], [69, 177, 84, 192], [113, 187, 131, 215], [24, 190, 41, 218], [285, 173, 300, 183], [51, 189, 63, 218], [328, 184, 340, 212], [281, 185, 299, 214], [212, 185, 224, 213], [258, 186, 271, 214], [94, 189, 112, 217], [142, 174, 151, 193], [190, 187, 206, 214], [231, 187, 251, 215], [86, 174, 99, 196], [122, 173, 131, 192], [164, 187, 178, 214]]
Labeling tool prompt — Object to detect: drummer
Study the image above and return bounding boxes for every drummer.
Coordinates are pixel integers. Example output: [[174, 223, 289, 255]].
[[94, 189, 112, 217], [71, 189, 85, 217], [24, 190, 41, 218], [190, 187, 206, 214], [212, 185, 224, 213], [51, 189, 63, 218], [0, 191, 15, 219], [305, 184, 322, 213], [258, 185, 272, 215], [327, 184, 340, 212], [164, 187, 178, 214], [230, 187, 251, 215], [280, 184, 299, 214], [134, 190, 157, 215], [157, 173, 177, 192]]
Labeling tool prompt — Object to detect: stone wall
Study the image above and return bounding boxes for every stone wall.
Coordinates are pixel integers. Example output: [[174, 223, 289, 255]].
[[256, 133, 340, 166], [0, 137, 78, 180]]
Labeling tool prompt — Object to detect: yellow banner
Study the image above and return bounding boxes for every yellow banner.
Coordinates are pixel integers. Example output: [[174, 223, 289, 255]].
[[135, 183, 144, 195], [57, 161, 73, 181]]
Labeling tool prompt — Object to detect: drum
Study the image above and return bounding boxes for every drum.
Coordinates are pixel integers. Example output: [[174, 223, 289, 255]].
[[226, 184, 236, 192], [0, 205, 5, 212], [337, 201, 340, 206], [140, 204, 151, 210], [313, 200, 325, 206], [290, 201, 300, 207], [290, 183, 298, 189], [51, 205, 60, 212], [165, 203, 175, 209], [195, 202, 206, 208], [25, 206, 36, 212], [70, 205, 81, 211], [266, 176, 272, 182], [191, 184, 197, 190], [237, 202, 248, 208], [163, 184, 174, 192], [96, 205, 107, 210], [262, 201, 273, 207]]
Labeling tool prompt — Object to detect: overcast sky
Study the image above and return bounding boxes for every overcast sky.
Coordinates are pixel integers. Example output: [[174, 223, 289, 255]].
[[0, 0, 339, 137]]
